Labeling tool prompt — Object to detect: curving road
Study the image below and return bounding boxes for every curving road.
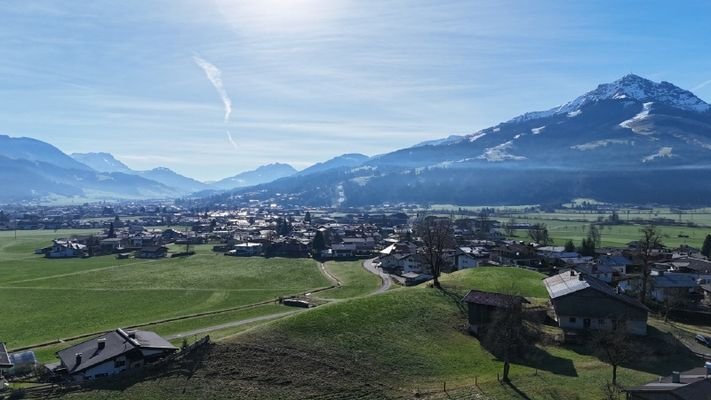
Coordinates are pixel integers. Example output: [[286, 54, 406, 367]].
[[362, 258, 392, 294]]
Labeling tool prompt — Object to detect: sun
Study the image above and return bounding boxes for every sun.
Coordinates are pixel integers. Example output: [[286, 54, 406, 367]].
[[215, 0, 346, 35]]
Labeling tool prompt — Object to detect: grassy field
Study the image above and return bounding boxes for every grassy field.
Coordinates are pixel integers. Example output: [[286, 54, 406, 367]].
[[316, 260, 382, 299], [53, 267, 702, 400], [0, 231, 331, 349], [510, 218, 711, 248]]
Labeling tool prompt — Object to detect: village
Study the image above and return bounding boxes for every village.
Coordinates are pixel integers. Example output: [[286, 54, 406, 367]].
[[3, 202, 711, 398]]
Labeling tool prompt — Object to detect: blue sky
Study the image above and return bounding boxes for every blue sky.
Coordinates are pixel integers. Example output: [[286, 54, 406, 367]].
[[1, 0, 711, 181]]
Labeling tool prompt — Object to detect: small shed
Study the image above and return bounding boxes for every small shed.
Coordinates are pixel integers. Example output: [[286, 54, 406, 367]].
[[462, 290, 530, 335]]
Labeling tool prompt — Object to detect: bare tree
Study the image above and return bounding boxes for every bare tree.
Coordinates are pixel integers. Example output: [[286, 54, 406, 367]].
[[638, 225, 663, 304], [482, 302, 542, 383], [591, 320, 640, 386], [528, 223, 550, 245], [662, 288, 688, 322], [415, 217, 455, 289]]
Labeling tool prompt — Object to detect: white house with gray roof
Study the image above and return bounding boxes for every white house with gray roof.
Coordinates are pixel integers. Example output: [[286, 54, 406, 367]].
[[53, 328, 177, 382], [544, 270, 649, 336]]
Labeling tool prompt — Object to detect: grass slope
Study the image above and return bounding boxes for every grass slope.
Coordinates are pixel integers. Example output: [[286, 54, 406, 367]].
[[57, 267, 700, 400], [0, 238, 330, 348], [316, 260, 382, 299]]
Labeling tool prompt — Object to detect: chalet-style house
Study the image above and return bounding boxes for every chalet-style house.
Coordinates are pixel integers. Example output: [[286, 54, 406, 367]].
[[596, 255, 631, 276], [491, 242, 542, 268], [544, 270, 649, 336], [455, 247, 489, 269], [53, 329, 177, 382], [462, 290, 529, 335], [47, 240, 88, 258], [618, 271, 700, 304], [136, 246, 168, 259], [625, 367, 711, 399]]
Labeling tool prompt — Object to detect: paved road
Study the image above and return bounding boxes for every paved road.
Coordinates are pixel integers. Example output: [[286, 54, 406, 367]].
[[166, 311, 299, 340], [362, 258, 392, 294]]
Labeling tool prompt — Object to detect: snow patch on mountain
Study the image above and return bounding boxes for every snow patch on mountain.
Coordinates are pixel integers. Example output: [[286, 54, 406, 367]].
[[478, 141, 526, 162], [620, 102, 654, 133], [571, 139, 633, 151], [468, 132, 487, 142], [413, 134, 465, 147], [508, 74, 710, 124], [643, 147, 673, 162], [531, 126, 545, 135], [567, 110, 582, 118]]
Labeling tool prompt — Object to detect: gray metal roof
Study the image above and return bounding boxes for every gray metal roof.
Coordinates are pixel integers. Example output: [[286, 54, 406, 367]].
[[544, 271, 648, 311], [56, 329, 176, 374], [0, 342, 13, 368]]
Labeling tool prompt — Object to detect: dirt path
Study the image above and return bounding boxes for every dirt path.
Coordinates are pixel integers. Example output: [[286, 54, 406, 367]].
[[362, 258, 392, 294], [166, 311, 299, 340]]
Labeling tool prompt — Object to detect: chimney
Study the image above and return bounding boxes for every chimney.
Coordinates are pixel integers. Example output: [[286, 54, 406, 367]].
[[97, 338, 106, 350], [128, 331, 136, 339], [578, 272, 585, 281], [672, 371, 681, 384], [570, 270, 576, 276], [75, 353, 82, 365]]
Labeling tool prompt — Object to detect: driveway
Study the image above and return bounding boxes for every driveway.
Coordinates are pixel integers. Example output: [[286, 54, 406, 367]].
[[362, 258, 392, 294]]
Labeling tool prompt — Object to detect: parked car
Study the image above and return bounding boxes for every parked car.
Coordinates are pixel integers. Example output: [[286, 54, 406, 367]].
[[695, 334, 711, 347]]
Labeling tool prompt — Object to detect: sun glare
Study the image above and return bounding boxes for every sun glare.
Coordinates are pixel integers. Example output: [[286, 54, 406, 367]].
[[215, 0, 346, 35]]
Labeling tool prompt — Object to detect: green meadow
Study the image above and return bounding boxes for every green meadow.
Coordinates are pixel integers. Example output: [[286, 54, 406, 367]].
[[0, 230, 331, 349]]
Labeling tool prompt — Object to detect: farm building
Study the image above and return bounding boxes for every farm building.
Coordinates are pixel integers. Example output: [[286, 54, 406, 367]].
[[52, 328, 177, 382], [544, 270, 648, 336], [462, 290, 529, 335], [47, 240, 87, 258], [625, 366, 711, 399], [136, 246, 168, 259]]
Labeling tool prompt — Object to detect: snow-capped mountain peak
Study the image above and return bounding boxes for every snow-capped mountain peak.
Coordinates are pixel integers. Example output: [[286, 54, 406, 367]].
[[508, 74, 710, 124]]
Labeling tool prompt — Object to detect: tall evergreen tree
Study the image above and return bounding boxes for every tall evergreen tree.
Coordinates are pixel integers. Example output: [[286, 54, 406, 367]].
[[702, 234, 711, 258]]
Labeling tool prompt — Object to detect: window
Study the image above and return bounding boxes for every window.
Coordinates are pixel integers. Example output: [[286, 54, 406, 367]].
[[569, 317, 576, 323], [598, 319, 605, 325], [114, 360, 126, 368]]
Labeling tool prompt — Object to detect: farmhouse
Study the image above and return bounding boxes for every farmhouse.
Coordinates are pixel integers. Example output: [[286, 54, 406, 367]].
[[462, 289, 529, 335], [625, 366, 711, 399], [47, 239, 87, 258], [136, 246, 168, 259], [53, 328, 177, 382], [544, 270, 649, 336]]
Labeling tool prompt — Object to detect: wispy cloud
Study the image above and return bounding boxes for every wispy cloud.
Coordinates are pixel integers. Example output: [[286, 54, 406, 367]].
[[192, 55, 232, 122]]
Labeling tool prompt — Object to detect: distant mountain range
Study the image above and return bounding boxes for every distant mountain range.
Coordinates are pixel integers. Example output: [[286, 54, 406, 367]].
[[5, 74, 711, 206], [0, 136, 369, 203], [196, 74, 711, 207], [211, 163, 298, 190]]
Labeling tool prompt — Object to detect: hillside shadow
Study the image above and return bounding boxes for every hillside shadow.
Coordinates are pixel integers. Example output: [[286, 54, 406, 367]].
[[485, 344, 578, 377], [562, 326, 700, 376]]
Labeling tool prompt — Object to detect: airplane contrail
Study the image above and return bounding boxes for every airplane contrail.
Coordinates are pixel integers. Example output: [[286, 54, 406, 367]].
[[226, 130, 239, 151], [193, 55, 232, 123]]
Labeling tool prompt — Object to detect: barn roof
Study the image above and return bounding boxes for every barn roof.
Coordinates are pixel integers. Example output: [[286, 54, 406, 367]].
[[544, 270, 647, 311], [462, 290, 530, 308]]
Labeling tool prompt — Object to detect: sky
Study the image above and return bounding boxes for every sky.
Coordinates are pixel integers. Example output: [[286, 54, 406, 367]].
[[1, 0, 711, 181]]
